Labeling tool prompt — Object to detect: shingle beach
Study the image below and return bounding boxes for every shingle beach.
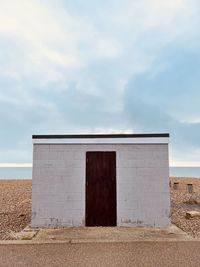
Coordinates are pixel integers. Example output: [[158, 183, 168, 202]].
[[0, 178, 200, 239]]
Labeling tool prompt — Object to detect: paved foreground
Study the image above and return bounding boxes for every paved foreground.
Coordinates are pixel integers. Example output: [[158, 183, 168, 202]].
[[0, 241, 200, 267]]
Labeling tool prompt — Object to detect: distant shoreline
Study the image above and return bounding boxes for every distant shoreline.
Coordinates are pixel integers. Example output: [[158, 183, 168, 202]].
[[1, 166, 200, 179], [0, 176, 200, 181]]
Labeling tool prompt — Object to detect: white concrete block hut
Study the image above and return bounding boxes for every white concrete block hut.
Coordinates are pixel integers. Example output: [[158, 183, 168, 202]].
[[32, 133, 170, 228]]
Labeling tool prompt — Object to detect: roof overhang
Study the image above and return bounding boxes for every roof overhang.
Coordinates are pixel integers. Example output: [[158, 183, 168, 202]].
[[32, 133, 169, 144]]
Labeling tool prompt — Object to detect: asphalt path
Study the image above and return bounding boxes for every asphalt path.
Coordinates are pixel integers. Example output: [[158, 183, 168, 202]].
[[0, 241, 200, 267]]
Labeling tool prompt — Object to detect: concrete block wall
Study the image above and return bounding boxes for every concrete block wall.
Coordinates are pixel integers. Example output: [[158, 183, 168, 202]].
[[32, 144, 170, 227]]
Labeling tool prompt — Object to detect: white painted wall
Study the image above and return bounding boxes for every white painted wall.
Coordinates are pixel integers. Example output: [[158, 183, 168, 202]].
[[32, 144, 170, 227]]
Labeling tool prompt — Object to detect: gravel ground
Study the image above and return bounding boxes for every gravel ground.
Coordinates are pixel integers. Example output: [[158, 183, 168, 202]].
[[0, 180, 31, 240], [0, 179, 200, 240], [171, 190, 200, 238]]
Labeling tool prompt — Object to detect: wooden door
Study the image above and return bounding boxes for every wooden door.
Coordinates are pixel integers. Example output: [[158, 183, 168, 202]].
[[86, 151, 116, 226]]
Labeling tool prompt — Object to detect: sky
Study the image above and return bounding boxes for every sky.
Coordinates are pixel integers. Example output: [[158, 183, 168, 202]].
[[0, 0, 200, 166]]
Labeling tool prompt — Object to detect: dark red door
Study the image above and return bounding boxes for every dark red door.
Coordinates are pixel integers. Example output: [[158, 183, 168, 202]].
[[86, 151, 116, 226]]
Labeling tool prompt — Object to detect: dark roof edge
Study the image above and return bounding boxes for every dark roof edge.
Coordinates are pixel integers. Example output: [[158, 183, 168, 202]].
[[32, 133, 170, 139]]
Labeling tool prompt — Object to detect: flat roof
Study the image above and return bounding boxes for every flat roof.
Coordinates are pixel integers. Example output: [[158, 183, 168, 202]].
[[32, 133, 169, 139], [32, 133, 169, 144]]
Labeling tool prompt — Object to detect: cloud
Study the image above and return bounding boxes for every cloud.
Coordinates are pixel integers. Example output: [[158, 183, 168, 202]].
[[0, 0, 121, 85], [123, 44, 200, 166], [0, 0, 200, 165]]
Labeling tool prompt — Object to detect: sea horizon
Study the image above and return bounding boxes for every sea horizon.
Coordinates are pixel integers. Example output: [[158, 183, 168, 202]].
[[0, 166, 200, 180]]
